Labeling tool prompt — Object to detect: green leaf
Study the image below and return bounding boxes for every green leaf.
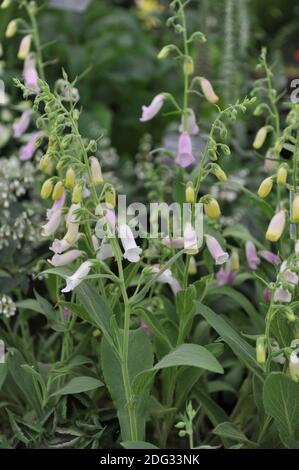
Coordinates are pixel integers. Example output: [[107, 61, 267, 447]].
[[196, 302, 264, 381], [220, 183, 274, 219], [51, 377, 104, 396], [0, 364, 7, 391], [101, 328, 153, 441], [212, 421, 256, 446], [263, 372, 299, 448], [133, 343, 223, 395], [121, 440, 158, 449]]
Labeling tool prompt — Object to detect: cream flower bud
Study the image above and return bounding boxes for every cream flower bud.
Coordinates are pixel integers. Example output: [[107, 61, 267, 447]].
[[1, 0, 12, 9], [253, 126, 268, 150], [230, 250, 239, 272], [52, 181, 65, 201], [266, 210, 285, 242], [203, 197, 221, 219], [289, 349, 299, 382], [5, 19, 17, 38], [18, 35, 31, 60], [292, 195, 299, 223], [212, 164, 227, 182], [90, 157, 103, 185], [200, 78, 219, 104], [158, 45, 172, 60], [257, 177, 273, 198], [185, 181, 195, 204], [256, 337, 266, 364], [65, 167, 75, 189], [72, 184, 82, 204], [183, 57, 194, 75], [105, 187, 116, 208], [40, 179, 53, 199], [188, 256, 197, 275], [277, 164, 288, 186]]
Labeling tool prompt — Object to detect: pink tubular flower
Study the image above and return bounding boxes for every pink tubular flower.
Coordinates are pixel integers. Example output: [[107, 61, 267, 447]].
[[216, 262, 235, 286], [140, 321, 154, 337], [274, 286, 292, 303], [179, 109, 199, 135], [205, 235, 229, 265], [23, 54, 40, 93], [63, 308, 71, 321], [104, 209, 116, 229], [183, 223, 199, 254], [48, 249, 83, 267], [61, 260, 92, 293], [50, 238, 72, 254], [162, 235, 184, 249], [200, 78, 219, 104], [151, 265, 182, 295], [19, 131, 43, 161], [280, 261, 299, 286], [119, 224, 142, 263], [140, 94, 165, 122], [41, 208, 62, 237], [176, 132, 195, 168], [259, 250, 280, 265], [245, 241, 260, 270], [263, 288, 272, 303], [12, 109, 32, 138]]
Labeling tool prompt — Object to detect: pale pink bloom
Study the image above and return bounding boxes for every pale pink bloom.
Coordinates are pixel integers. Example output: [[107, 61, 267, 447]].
[[176, 132, 195, 168], [179, 109, 199, 135], [19, 131, 43, 161], [151, 266, 182, 295], [295, 240, 299, 255], [96, 242, 115, 261], [23, 54, 40, 93], [51, 193, 65, 212], [61, 260, 92, 293], [264, 150, 276, 173], [162, 235, 184, 249], [245, 241, 260, 270], [12, 109, 32, 138], [274, 286, 292, 303], [183, 223, 198, 254], [48, 249, 83, 267], [104, 209, 116, 229], [140, 94, 165, 122], [63, 307, 71, 321], [263, 288, 272, 303], [266, 210, 286, 242], [119, 224, 142, 263], [280, 261, 299, 286], [200, 78, 219, 104], [41, 208, 62, 237], [205, 235, 229, 265], [50, 239, 72, 254], [216, 262, 235, 286], [259, 250, 280, 265], [140, 321, 153, 337]]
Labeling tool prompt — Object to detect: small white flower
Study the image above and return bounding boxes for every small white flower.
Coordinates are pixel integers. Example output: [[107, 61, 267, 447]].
[[96, 243, 115, 261], [119, 224, 142, 263], [183, 223, 199, 254], [41, 208, 62, 237], [61, 261, 92, 293], [151, 265, 182, 295], [48, 249, 83, 267], [274, 285, 292, 303]]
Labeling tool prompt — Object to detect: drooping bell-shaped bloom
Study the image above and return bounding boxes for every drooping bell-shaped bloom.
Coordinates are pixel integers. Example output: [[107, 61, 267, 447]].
[[96, 242, 115, 261], [266, 210, 286, 242], [119, 224, 142, 263], [140, 94, 165, 122], [61, 260, 92, 293], [176, 132, 195, 168], [48, 249, 83, 267], [183, 223, 199, 254], [245, 241, 261, 270], [23, 54, 40, 93], [216, 262, 235, 286], [179, 109, 199, 135], [104, 209, 116, 230], [200, 78, 219, 104], [273, 285, 292, 303], [19, 131, 43, 161], [50, 238, 74, 254], [162, 235, 184, 249], [259, 250, 280, 265], [12, 109, 32, 138], [205, 235, 229, 265], [280, 261, 299, 286], [289, 348, 299, 382], [151, 266, 182, 295], [140, 321, 154, 337], [41, 208, 62, 237]]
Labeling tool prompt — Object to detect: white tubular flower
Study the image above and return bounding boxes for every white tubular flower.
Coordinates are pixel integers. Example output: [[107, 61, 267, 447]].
[[50, 236, 80, 254], [48, 250, 83, 267], [162, 235, 184, 249], [96, 243, 115, 261], [280, 261, 299, 286], [289, 348, 299, 382], [151, 266, 182, 295], [64, 222, 79, 245], [272, 341, 286, 365], [205, 234, 229, 265], [61, 261, 92, 293], [183, 223, 199, 254], [66, 203, 81, 225], [41, 208, 62, 237], [119, 224, 142, 263], [273, 286, 292, 303]]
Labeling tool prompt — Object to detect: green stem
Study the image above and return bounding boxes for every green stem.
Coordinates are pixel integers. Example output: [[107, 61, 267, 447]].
[[26, 3, 45, 81]]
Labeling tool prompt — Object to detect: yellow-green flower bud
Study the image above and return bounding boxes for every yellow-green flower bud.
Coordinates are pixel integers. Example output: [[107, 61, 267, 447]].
[[158, 45, 172, 60], [1, 0, 11, 9], [188, 256, 197, 275], [183, 57, 194, 76], [40, 179, 53, 199], [230, 250, 239, 272], [277, 164, 288, 186], [5, 19, 17, 38], [105, 187, 116, 208], [212, 164, 227, 182], [90, 157, 103, 185], [253, 126, 268, 150], [293, 195, 299, 223], [52, 181, 64, 201], [185, 181, 195, 204], [17, 35, 31, 60], [72, 184, 82, 204], [203, 197, 221, 219], [65, 167, 75, 189], [39, 154, 51, 172], [256, 337, 266, 364], [257, 177, 273, 198]]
